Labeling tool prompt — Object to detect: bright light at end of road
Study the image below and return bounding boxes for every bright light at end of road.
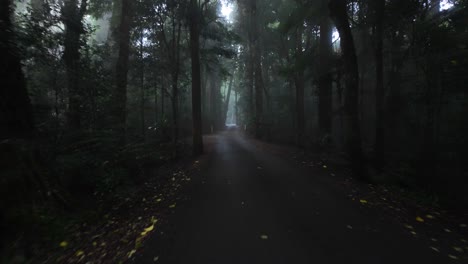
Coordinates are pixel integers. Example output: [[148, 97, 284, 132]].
[[221, 1, 233, 21]]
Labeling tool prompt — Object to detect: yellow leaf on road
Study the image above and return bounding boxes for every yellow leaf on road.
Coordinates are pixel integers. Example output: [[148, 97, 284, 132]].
[[260, 235, 268, 240], [416, 216, 425, 222], [169, 204, 176, 208], [359, 199, 368, 204], [75, 250, 84, 257], [141, 223, 156, 236], [128, 249, 137, 258], [59, 241, 68, 248]]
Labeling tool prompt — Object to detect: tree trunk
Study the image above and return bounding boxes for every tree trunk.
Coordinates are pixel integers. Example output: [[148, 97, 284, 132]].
[[329, 0, 366, 178], [171, 21, 182, 144], [140, 30, 145, 137], [63, 0, 87, 130], [253, 0, 264, 138], [113, 0, 131, 137], [254, 53, 264, 138], [295, 25, 305, 147], [190, 0, 204, 155], [318, 15, 333, 141], [224, 76, 234, 125], [0, 0, 34, 139], [374, 0, 385, 170], [154, 82, 158, 124], [235, 90, 239, 125], [161, 78, 165, 119], [246, 0, 255, 133]]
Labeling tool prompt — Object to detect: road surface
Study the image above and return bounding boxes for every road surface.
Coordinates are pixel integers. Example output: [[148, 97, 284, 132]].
[[136, 131, 448, 263]]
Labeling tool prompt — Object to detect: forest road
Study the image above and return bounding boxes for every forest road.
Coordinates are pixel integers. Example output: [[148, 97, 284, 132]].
[[135, 131, 448, 264]]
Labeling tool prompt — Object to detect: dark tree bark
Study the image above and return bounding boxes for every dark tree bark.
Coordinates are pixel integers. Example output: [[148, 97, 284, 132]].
[[318, 15, 333, 140], [329, 0, 366, 178], [62, 0, 87, 130], [246, 1, 255, 132], [171, 20, 182, 144], [235, 90, 239, 125], [0, 0, 34, 139], [139, 29, 145, 137], [113, 0, 131, 136], [294, 24, 305, 147], [223, 75, 234, 125], [252, 0, 264, 138], [190, 0, 204, 155], [254, 51, 264, 138], [373, 0, 385, 170]]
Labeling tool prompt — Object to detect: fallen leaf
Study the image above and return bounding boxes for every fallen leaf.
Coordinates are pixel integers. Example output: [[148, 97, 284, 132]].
[[128, 249, 137, 258], [426, 214, 434, 219], [153, 256, 160, 262], [430, 247, 440, 253], [416, 216, 425, 223], [453, 247, 463, 253], [59, 241, 68, 248], [411, 231, 417, 235], [346, 225, 353, 229], [444, 228, 452, 233], [75, 250, 84, 257], [323, 165, 327, 169], [448, 254, 458, 260], [169, 204, 176, 208], [359, 199, 368, 204], [260, 234, 268, 240], [141, 224, 155, 236]]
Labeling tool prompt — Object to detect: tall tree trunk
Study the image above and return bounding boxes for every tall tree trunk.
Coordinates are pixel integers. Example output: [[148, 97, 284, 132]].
[[295, 25, 305, 147], [154, 82, 158, 124], [113, 0, 131, 137], [171, 21, 182, 144], [254, 53, 264, 138], [246, 0, 255, 132], [318, 15, 333, 141], [0, 0, 34, 139], [190, 0, 204, 155], [235, 90, 239, 125], [63, 0, 87, 130], [329, 0, 366, 178], [224, 76, 234, 125], [253, 0, 264, 138], [374, 0, 385, 170], [140, 29, 145, 137]]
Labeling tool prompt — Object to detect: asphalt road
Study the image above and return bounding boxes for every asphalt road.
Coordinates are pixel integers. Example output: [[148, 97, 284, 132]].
[[136, 131, 448, 264]]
